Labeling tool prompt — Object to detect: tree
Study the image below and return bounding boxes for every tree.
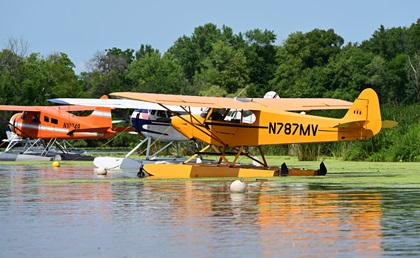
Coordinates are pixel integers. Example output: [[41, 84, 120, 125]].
[[361, 25, 408, 60], [243, 29, 278, 97], [42, 52, 83, 100], [167, 23, 235, 82], [0, 49, 23, 104], [193, 40, 250, 95], [82, 48, 135, 96], [407, 53, 420, 103], [135, 44, 158, 60], [5, 36, 30, 58], [384, 54, 410, 104], [0, 37, 30, 104], [407, 19, 420, 56], [271, 29, 344, 97], [127, 51, 189, 94], [323, 44, 374, 100]]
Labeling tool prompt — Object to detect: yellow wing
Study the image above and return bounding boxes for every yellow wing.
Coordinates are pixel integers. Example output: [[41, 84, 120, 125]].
[[256, 98, 352, 111], [110, 92, 352, 111]]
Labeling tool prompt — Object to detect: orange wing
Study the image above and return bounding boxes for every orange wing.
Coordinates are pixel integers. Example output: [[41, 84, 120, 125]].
[[0, 105, 111, 112], [0, 105, 40, 112]]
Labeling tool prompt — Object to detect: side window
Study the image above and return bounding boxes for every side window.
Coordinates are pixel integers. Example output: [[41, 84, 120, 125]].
[[209, 108, 226, 121], [157, 110, 167, 118], [225, 109, 256, 124], [242, 110, 256, 124], [51, 118, 58, 124], [44, 116, 50, 122], [31, 115, 40, 123]]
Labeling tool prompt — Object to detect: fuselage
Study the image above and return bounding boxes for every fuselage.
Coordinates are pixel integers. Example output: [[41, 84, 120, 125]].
[[130, 109, 190, 142], [171, 107, 377, 147], [9, 109, 115, 140]]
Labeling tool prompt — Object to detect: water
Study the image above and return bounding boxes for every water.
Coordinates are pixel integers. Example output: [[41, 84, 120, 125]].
[[1, 165, 419, 257]]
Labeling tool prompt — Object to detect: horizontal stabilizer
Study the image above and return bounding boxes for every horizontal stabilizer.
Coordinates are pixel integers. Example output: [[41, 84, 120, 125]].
[[334, 120, 367, 128], [67, 127, 110, 135], [382, 120, 398, 128], [112, 120, 126, 124], [113, 126, 135, 133]]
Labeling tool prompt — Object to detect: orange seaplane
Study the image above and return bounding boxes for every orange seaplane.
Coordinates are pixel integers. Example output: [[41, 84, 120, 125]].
[[109, 88, 397, 178], [0, 96, 123, 160]]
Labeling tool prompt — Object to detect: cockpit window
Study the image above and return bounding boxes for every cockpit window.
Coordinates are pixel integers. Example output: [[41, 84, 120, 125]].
[[209, 108, 226, 121], [202, 108, 256, 124], [224, 109, 256, 124], [200, 108, 210, 118]]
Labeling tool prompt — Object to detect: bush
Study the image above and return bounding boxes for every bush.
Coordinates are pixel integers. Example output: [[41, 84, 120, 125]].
[[387, 123, 420, 161]]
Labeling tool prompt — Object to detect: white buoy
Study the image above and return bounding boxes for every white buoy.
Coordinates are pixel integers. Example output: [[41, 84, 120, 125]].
[[230, 179, 247, 193], [96, 167, 107, 175]]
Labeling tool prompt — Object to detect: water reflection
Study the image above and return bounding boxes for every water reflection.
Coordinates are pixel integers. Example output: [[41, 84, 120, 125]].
[[1, 165, 419, 257]]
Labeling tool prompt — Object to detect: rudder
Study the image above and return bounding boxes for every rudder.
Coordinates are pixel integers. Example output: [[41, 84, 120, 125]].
[[336, 88, 382, 136], [88, 95, 113, 127]]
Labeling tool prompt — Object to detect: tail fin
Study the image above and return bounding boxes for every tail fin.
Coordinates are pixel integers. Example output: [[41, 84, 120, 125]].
[[88, 95, 112, 127], [335, 88, 382, 136]]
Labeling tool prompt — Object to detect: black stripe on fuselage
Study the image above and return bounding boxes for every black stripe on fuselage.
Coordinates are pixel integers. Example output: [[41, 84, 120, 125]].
[[204, 121, 267, 129]]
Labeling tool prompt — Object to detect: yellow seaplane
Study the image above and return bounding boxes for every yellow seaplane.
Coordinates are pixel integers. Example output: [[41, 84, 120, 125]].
[[109, 88, 396, 178]]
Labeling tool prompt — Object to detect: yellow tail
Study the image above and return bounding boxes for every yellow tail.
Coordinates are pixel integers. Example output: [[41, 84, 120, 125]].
[[335, 88, 382, 136]]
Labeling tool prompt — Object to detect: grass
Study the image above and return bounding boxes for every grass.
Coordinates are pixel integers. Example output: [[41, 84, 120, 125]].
[[264, 156, 420, 188]]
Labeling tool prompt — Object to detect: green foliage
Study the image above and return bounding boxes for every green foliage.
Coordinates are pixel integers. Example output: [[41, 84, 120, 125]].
[[167, 23, 227, 82], [127, 51, 189, 94], [199, 85, 227, 97], [0, 50, 82, 105], [243, 29, 277, 97], [270, 29, 344, 98], [261, 145, 289, 156], [81, 47, 138, 97], [342, 104, 420, 162], [193, 40, 250, 95]]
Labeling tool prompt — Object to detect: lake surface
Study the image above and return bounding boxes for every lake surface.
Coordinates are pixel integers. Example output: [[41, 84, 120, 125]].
[[1, 164, 419, 257]]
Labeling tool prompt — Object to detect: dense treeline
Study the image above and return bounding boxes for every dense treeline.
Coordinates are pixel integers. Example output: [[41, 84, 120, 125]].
[[1, 20, 419, 161]]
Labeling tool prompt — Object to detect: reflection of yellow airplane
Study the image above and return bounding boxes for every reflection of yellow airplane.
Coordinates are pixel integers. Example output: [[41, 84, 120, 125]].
[[109, 88, 396, 178]]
